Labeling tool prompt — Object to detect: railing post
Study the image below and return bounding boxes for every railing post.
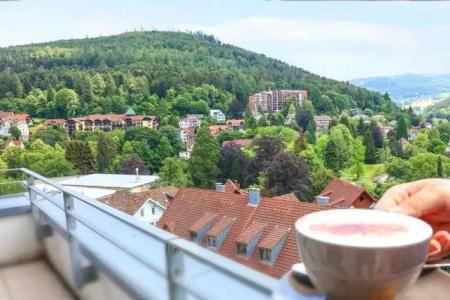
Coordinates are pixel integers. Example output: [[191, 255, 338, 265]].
[[28, 176, 52, 239], [166, 243, 187, 300], [63, 192, 96, 289]]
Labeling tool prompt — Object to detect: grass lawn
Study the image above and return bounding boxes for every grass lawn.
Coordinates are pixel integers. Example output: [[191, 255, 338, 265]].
[[341, 163, 385, 181]]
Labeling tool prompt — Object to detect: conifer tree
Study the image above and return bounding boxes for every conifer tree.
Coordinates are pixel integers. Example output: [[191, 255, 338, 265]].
[[65, 140, 96, 174], [188, 126, 221, 188], [363, 131, 377, 164]]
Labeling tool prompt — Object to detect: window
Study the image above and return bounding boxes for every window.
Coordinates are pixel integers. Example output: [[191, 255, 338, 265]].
[[259, 249, 272, 262], [140, 208, 144, 217], [207, 236, 216, 248], [152, 207, 155, 215], [189, 232, 197, 241], [237, 243, 247, 256]]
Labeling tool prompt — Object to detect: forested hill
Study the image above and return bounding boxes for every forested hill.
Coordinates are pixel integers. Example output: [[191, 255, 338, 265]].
[[0, 31, 396, 119]]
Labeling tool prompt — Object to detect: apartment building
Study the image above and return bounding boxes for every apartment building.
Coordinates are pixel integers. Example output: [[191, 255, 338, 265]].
[[248, 90, 308, 115], [66, 112, 157, 135]]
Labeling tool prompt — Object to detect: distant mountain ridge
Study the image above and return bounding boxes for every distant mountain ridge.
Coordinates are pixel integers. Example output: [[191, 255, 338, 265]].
[[350, 73, 450, 102]]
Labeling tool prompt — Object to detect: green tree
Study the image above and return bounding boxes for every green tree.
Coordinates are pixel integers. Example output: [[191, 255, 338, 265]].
[[324, 125, 354, 172], [188, 126, 221, 188], [306, 123, 316, 144], [409, 153, 438, 180], [352, 138, 366, 180], [33, 125, 68, 146], [54, 88, 80, 118], [363, 130, 377, 164], [438, 155, 443, 177], [160, 157, 191, 187], [65, 141, 96, 174], [8, 125, 21, 140], [396, 115, 409, 140], [96, 132, 118, 172], [324, 139, 339, 173]]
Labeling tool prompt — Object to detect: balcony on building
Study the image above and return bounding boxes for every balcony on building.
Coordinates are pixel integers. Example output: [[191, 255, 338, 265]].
[[0, 168, 275, 300]]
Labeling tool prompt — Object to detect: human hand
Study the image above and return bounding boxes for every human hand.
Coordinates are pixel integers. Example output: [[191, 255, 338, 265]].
[[376, 179, 450, 261]]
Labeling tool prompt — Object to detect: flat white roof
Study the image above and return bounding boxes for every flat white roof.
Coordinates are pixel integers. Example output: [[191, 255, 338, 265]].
[[58, 174, 159, 189]]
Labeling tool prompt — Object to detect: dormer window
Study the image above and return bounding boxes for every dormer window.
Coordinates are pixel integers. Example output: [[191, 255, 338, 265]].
[[259, 249, 272, 262], [206, 216, 235, 251], [257, 225, 291, 265], [236, 221, 266, 257], [140, 208, 144, 217], [188, 212, 217, 243], [237, 243, 247, 255], [207, 236, 216, 247]]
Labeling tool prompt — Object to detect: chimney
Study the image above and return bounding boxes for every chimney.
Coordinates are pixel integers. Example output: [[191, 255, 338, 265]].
[[215, 183, 225, 192], [248, 188, 261, 206], [234, 180, 241, 190], [135, 168, 139, 182], [315, 196, 330, 205]]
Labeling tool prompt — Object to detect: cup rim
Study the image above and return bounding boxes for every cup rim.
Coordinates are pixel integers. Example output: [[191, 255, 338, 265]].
[[295, 209, 433, 249]]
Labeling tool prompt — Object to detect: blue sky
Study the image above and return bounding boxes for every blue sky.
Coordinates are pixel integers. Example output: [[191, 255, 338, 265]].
[[1, 0, 450, 80]]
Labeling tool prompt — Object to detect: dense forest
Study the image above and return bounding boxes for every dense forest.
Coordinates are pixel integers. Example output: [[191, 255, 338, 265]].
[[0, 31, 396, 120]]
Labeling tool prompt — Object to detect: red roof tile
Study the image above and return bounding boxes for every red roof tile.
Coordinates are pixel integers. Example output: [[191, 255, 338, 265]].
[[236, 221, 267, 244], [222, 139, 251, 148], [98, 187, 178, 214], [227, 119, 244, 126], [319, 178, 373, 208], [224, 179, 243, 194], [273, 193, 299, 202], [189, 212, 217, 232], [258, 225, 291, 250], [207, 216, 236, 237], [158, 188, 332, 278]]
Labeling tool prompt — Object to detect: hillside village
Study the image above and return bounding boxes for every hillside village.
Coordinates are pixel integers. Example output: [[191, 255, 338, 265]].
[[1, 31, 450, 283]]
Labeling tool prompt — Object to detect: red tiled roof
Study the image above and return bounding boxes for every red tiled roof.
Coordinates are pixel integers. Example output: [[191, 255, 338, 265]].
[[224, 179, 243, 194], [227, 119, 244, 126], [157, 188, 332, 278], [181, 127, 196, 136], [236, 221, 267, 244], [68, 114, 156, 123], [98, 187, 179, 214], [189, 212, 217, 232], [319, 178, 373, 208], [273, 193, 299, 202], [258, 225, 291, 250], [1, 112, 31, 123], [209, 125, 229, 136], [222, 139, 251, 148], [180, 116, 200, 122], [207, 216, 236, 237], [43, 119, 66, 126]]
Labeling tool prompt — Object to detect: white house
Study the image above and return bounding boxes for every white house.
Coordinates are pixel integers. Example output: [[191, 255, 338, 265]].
[[179, 127, 196, 143], [0, 120, 30, 141], [98, 187, 179, 226], [313, 115, 332, 130], [210, 109, 226, 123], [179, 116, 201, 128]]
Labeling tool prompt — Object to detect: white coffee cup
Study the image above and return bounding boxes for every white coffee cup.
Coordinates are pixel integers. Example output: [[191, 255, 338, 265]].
[[295, 209, 432, 300]]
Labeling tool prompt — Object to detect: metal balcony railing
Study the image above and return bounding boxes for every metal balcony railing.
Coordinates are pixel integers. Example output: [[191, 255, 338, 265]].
[[0, 168, 276, 300]]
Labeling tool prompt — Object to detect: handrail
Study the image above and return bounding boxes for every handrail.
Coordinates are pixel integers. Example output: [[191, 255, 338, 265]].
[[3, 168, 276, 299]]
